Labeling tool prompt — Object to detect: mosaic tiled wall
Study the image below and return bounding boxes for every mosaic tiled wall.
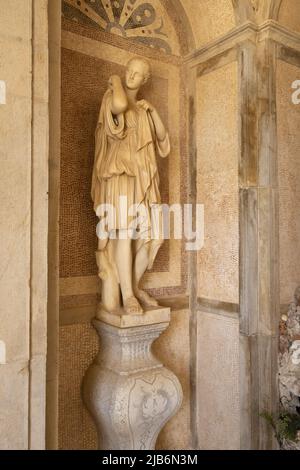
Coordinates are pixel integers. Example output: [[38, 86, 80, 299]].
[[196, 61, 239, 304], [197, 311, 240, 449]]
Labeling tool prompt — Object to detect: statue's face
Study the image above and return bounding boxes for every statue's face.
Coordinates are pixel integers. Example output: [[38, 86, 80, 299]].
[[125, 60, 147, 90]]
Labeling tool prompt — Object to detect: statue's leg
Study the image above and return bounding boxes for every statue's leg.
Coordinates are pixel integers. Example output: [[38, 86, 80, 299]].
[[96, 239, 121, 313], [115, 235, 143, 315], [133, 240, 159, 308]]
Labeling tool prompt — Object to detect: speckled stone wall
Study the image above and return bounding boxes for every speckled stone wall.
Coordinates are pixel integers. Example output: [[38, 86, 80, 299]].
[[197, 311, 240, 450], [181, 0, 235, 48], [59, 322, 98, 449], [278, 0, 300, 35], [59, 9, 189, 449], [196, 62, 239, 304], [277, 60, 300, 305]]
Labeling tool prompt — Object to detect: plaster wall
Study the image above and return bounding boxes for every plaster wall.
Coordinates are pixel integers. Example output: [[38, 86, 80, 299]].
[[277, 60, 300, 304], [181, 0, 235, 48], [196, 62, 239, 304], [197, 311, 240, 449], [278, 0, 300, 34]]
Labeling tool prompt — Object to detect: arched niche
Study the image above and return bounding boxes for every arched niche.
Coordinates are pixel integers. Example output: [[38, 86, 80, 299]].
[[54, 0, 197, 450]]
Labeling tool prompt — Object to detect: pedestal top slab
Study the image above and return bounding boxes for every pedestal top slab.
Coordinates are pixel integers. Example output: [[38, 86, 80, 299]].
[[96, 306, 171, 328]]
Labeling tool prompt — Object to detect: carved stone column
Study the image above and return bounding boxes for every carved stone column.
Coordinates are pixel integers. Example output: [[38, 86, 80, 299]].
[[82, 307, 183, 450]]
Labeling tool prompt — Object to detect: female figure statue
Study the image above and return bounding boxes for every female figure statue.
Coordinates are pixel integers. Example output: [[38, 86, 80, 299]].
[[91, 57, 170, 315]]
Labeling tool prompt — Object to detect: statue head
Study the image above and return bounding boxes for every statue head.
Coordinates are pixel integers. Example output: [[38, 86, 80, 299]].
[[125, 57, 151, 90]]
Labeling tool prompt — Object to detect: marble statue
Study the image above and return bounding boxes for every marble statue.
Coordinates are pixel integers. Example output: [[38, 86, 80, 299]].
[[91, 57, 170, 315], [84, 58, 182, 451]]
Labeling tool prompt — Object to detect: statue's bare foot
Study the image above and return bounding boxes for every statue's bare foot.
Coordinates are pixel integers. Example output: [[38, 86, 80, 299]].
[[124, 296, 144, 315], [135, 289, 159, 308]]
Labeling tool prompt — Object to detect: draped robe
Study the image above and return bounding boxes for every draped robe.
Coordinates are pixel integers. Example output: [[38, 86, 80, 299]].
[[91, 89, 170, 269]]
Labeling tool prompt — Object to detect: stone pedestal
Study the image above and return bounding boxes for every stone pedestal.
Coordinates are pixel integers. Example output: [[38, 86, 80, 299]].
[[82, 307, 183, 450]]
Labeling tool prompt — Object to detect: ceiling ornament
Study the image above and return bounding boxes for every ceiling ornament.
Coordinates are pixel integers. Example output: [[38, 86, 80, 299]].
[[62, 0, 180, 54]]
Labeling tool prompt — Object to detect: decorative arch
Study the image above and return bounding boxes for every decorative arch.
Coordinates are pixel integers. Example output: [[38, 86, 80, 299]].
[[62, 0, 195, 55]]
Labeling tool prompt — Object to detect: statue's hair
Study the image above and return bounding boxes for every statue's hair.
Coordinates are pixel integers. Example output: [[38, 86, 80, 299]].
[[126, 57, 151, 82]]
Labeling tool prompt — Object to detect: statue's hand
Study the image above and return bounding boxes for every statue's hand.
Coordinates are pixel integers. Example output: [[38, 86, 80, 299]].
[[108, 75, 121, 90], [137, 99, 154, 113]]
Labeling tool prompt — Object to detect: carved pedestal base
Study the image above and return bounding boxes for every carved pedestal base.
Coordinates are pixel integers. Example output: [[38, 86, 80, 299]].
[[82, 307, 183, 450]]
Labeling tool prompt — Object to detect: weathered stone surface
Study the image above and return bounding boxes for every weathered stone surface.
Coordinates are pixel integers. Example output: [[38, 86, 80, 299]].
[[182, 0, 235, 48], [238, 38, 280, 450], [277, 59, 300, 305]]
